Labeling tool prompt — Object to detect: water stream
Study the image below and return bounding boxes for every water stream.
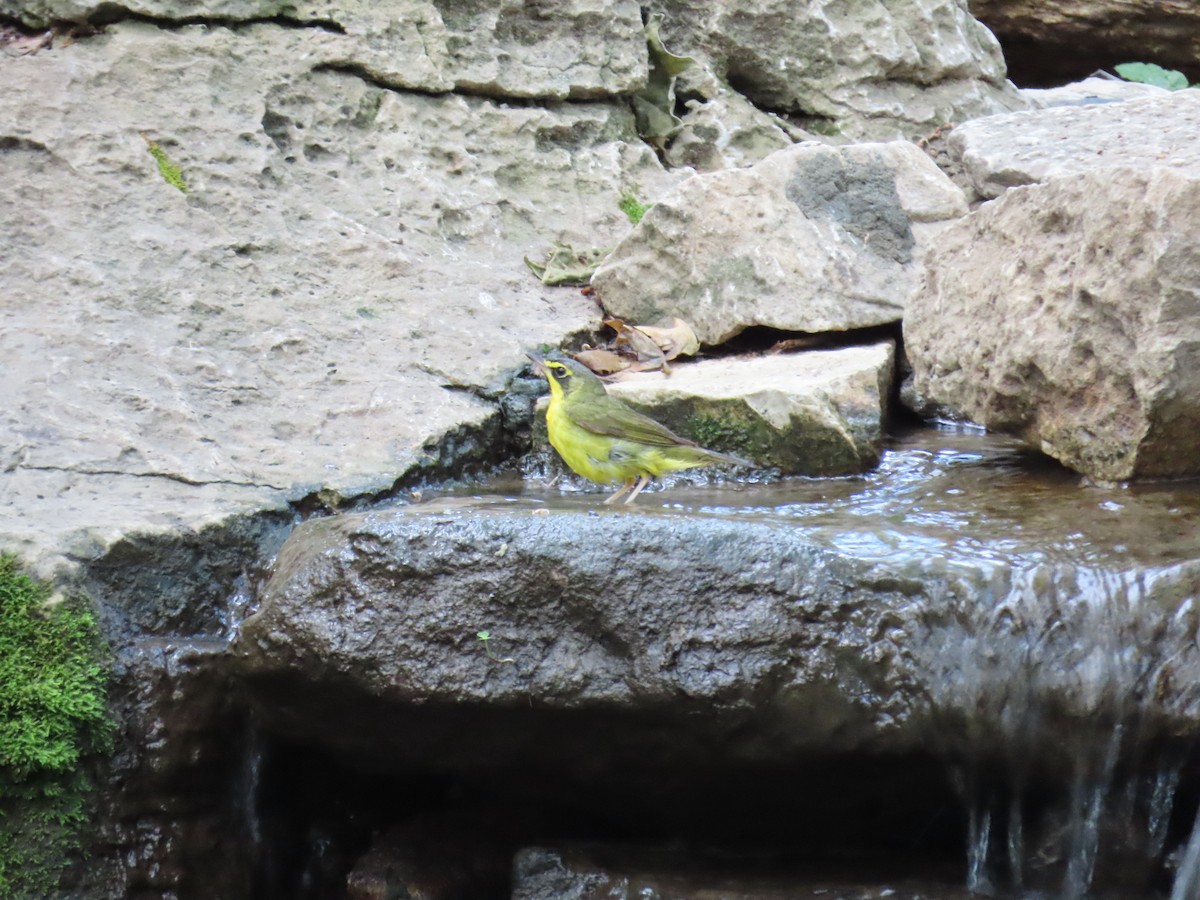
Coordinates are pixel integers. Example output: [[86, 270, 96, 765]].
[[461, 426, 1200, 898]]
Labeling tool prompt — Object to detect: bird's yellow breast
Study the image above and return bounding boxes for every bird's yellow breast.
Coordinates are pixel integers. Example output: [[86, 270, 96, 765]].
[[546, 394, 636, 484], [546, 392, 711, 484]]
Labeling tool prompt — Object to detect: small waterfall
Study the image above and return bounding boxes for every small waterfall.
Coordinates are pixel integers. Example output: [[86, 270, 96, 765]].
[[967, 802, 994, 896], [1149, 764, 1183, 861], [922, 563, 1200, 897], [1062, 725, 1123, 898], [1172, 806, 1200, 900]]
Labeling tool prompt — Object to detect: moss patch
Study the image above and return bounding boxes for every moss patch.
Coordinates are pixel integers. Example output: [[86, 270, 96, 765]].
[[0, 555, 111, 898], [143, 137, 188, 194]]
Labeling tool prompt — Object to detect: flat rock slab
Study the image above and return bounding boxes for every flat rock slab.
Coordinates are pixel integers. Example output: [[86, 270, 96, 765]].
[[1022, 75, 1174, 109], [234, 498, 1200, 774], [0, 23, 678, 577], [592, 142, 968, 345], [2, 0, 648, 99], [605, 343, 895, 475], [906, 167, 1200, 481], [949, 89, 1200, 198]]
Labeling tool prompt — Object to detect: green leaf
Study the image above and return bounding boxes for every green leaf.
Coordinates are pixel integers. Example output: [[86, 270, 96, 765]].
[[633, 13, 695, 146], [1114, 62, 1189, 91], [477, 631, 490, 640]]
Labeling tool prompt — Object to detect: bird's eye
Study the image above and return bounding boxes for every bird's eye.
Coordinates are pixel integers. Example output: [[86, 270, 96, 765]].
[[552, 365, 570, 379]]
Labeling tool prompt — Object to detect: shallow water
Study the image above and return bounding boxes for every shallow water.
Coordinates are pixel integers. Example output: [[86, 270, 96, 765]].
[[463, 425, 1200, 571], [420, 425, 1200, 899]]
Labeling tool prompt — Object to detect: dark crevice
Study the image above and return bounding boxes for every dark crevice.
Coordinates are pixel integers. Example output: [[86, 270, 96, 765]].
[[18, 463, 279, 491], [42, 5, 346, 34], [311, 61, 454, 101], [312, 60, 638, 108], [243, 721, 968, 900], [704, 321, 903, 359]]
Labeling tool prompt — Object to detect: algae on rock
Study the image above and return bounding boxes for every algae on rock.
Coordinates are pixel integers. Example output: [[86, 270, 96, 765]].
[[0, 555, 111, 898]]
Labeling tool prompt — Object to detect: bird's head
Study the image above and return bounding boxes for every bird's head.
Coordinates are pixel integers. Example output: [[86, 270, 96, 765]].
[[526, 351, 605, 401]]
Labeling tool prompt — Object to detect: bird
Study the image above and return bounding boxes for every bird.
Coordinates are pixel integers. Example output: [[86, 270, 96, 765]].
[[527, 351, 749, 504]]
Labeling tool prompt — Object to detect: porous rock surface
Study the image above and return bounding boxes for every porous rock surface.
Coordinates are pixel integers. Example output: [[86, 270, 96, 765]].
[[235, 500, 1200, 772], [593, 141, 968, 344], [1, 0, 649, 99], [906, 167, 1200, 481], [653, 0, 1026, 140], [949, 89, 1200, 198], [0, 21, 678, 577]]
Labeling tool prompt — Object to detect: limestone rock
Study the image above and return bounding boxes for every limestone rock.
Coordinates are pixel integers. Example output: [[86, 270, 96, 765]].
[[1, 0, 648, 99], [905, 167, 1200, 481], [605, 343, 895, 476], [949, 89, 1200, 198], [1022, 75, 1173, 109], [664, 89, 797, 172], [0, 22, 678, 576], [648, 0, 1026, 140], [969, 0, 1200, 89], [592, 142, 968, 345]]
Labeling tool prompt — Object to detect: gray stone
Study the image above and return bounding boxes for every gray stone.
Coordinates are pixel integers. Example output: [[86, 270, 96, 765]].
[[512, 846, 968, 900], [603, 343, 895, 476], [905, 167, 1200, 482], [0, 21, 680, 578], [592, 141, 968, 345], [649, 0, 1026, 140], [1, 0, 648, 99], [948, 89, 1200, 198], [664, 88, 797, 172], [233, 498, 1200, 774], [1022, 75, 1173, 109]]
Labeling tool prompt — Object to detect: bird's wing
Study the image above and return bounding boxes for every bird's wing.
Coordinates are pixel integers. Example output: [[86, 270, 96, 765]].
[[573, 400, 699, 448]]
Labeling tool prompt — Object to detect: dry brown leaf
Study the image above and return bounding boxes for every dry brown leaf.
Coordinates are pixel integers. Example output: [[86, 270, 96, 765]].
[[603, 317, 665, 366], [635, 316, 700, 360], [573, 348, 631, 376]]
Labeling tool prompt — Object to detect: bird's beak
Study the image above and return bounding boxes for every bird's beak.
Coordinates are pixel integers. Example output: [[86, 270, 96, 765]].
[[525, 350, 547, 376]]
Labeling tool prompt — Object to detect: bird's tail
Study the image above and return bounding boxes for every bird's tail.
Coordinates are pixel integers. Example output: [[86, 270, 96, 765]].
[[698, 447, 752, 468]]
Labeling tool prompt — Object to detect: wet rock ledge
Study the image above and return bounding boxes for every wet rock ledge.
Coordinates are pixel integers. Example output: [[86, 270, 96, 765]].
[[228, 494, 1200, 898]]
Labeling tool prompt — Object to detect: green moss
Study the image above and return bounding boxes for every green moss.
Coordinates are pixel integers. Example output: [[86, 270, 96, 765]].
[[0, 555, 111, 898], [145, 140, 188, 194], [618, 191, 651, 225], [686, 412, 758, 456]]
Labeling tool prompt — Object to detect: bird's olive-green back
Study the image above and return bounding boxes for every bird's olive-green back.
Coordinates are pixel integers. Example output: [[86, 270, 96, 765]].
[[545, 356, 701, 449]]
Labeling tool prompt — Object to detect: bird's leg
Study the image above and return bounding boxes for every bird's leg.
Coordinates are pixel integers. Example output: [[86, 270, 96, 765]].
[[623, 474, 652, 504], [604, 478, 636, 505]]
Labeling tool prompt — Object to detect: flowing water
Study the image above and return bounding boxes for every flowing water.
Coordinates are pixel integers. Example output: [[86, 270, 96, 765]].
[[481, 426, 1200, 898]]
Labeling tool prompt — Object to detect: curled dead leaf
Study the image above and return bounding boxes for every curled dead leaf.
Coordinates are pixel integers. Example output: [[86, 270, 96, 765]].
[[635, 317, 700, 360], [604, 317, 666, 365], [573, 348, 631, 376]]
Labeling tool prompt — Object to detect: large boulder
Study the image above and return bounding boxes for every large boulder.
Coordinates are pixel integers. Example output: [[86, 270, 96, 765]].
[[905, 167, 1200, 482], [592, 142, 967, 345], [603, 343, 896, 476], [651, 0, 1026, 140], [949, 89, 1200, 199], [0, 21, 678, 576], [234, 494, 1200, 781]]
